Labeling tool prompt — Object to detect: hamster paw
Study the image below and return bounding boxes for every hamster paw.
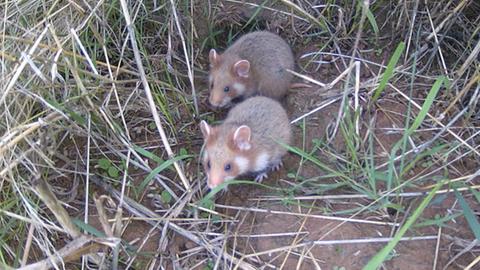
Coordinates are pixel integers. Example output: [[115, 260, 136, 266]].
[[254, 172, 269, 183], [271, 160, 283, 172]]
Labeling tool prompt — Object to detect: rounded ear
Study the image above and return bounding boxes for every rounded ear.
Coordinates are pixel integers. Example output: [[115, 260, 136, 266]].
[[233, 60, 250, 78], [200, 120, 211, 139], [209, 49, 219, 66], [233, 125, 251, 150]]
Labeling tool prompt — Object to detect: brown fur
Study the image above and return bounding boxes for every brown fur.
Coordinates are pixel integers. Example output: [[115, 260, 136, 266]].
[[208, 31, 295, 108], [200, 97, 291, 188]]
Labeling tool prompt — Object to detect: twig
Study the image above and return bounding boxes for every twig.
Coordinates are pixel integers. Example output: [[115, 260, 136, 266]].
[[18, 235, 118, 270], [253, 182, 480, 201], [0, 112, 63, 156], [278, 0, 327, 30], [241, 235, 438, 262], [213, 204, 399, 226], [168, 0, 198, 116], [1, 24, 49, 105], [432, 226, 442, 270], [32, 178, 81, 238]]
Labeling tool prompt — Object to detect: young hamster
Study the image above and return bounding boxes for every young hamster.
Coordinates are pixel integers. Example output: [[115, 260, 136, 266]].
[[200, 96, 292, 189], [208, 31, 294, 108]]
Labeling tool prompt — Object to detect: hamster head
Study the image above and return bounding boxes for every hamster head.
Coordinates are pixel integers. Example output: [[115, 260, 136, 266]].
[[208, 49, 251, 108], [200, 120, 253, 189]]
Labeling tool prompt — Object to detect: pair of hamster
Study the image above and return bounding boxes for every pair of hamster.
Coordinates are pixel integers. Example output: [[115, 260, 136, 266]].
[[200, 31, 294, 189]]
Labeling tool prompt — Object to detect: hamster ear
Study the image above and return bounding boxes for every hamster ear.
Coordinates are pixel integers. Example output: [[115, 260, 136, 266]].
[[200, 120, 211, 139], [209, 49, 219, 67], [233, 125, 251, 150], [233, 60, 250, 78]]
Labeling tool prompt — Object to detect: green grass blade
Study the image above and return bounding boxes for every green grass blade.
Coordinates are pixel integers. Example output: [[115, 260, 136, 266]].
[[405, 76, 445, 133], [73, 218, 106, 237], [282, 143, 350, 181], [365, 6, 379, 38], [385, 76, 445, 188], [198, 179, 282, 205], [138, 154, 193, 195], [454, 189, 480, 240], [363, 179, 445, 270], [372, 42, 405, 101], [133, 144, 167, 166]]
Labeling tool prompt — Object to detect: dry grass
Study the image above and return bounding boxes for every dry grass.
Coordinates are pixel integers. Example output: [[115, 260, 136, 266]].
[[0, 0, 479, 269]]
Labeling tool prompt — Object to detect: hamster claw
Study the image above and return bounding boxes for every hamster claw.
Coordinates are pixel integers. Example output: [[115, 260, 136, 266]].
[[271, 161, 283, 172], [254, 172, 269, 183]]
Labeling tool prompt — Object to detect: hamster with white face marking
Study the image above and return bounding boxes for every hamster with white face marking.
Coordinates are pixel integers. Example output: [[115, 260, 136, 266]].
[[208, 31, 294, 108], [199, 96, 292, 189]]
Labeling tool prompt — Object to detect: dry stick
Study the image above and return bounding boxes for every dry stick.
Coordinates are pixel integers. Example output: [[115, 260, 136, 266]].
[[82, 115, 92, 269], [118, 0, 190, 190], [0, 23, 49, 105], [443, 239, 479, 270], [442, 64, 480, 117], [20, 223, 35, 267], [0, 149, 34, 178], [18, 235, 118, 270], [93, 196, 115, 237], [0, 209, 63, 232], [287, 69, 326, 87], [242, 235, 438, 262], [279, 0, 326, 29], [287, 62, 359, 123], [425, 5, 449, 78], [0, 112, 63, 156], [309, 235, 438, 245], [354, 61, 360, 136], [213, 204, 399, 227], [206, 232, 308, 238], [290, 96, 341, 124], [456, 38, 480, 80], [169, 0, 198, 116], [432, 226, 442, 270], [253, 181, 480, 201], [226, 0, 308, 21], [425, 0, 470, 42], [70, 28, 99, 75], [32, 178, 81, 238], [465, 255, 480, 270], [404, 0, 420, 61]]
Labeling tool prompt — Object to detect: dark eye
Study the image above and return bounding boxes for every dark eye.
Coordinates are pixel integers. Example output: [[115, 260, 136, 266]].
[[207, 160, 211, 169], [224, 163, 231, 171], [210, 81, 214, 89], [224, 86, 230, 92]]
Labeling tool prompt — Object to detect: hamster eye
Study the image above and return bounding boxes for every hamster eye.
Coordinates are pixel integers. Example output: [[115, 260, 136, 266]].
[[210, 81, 214, 89], [207, 160, 211, 169], [224, 163, 231, 171], [224, 86, 230, 93]]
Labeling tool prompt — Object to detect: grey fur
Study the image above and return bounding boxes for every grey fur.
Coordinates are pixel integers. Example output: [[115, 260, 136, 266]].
[[222, 96, 291, 165], [210, 31, 294, 105]]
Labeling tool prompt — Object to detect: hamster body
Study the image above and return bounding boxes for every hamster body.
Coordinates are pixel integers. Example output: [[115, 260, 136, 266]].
[[200, 96, 292, 189], [208, 31, 294, 108]]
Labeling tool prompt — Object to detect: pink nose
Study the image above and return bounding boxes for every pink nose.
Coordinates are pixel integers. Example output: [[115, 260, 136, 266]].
[[209, 94, 225, 108], [208, 177, 223, 189]]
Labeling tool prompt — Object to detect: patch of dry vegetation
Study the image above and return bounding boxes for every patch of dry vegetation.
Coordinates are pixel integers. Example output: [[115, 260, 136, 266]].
[[0, 0, 479, 269]]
